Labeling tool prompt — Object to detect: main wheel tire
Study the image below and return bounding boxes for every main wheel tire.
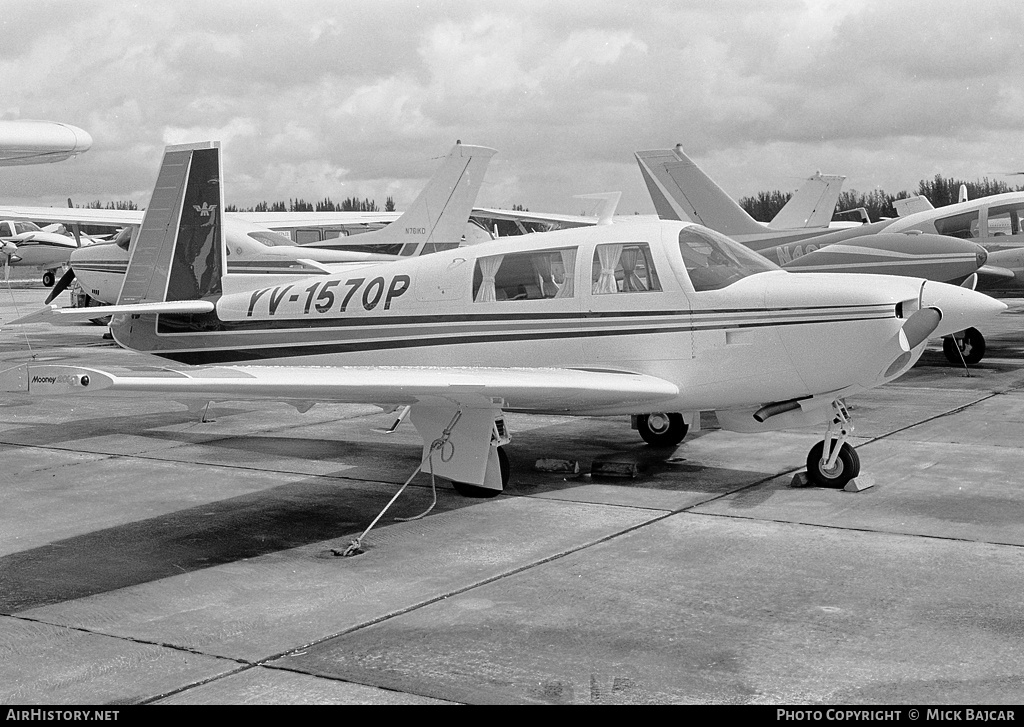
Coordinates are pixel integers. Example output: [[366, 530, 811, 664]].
[[42, 271, 55, 287], [806, 441, 861, 488], [637, 413, 688, 447], [942, 328, 985, 366], [451, 446, 509, 498]]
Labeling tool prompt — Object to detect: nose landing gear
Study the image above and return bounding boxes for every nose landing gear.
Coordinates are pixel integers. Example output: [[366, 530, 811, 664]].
[[806, 401, 861, 488], [942, 327, 985, 366]]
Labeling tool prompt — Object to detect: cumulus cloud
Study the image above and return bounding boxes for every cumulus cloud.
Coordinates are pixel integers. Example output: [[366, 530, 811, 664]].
[[1, 0, 1022, 213]]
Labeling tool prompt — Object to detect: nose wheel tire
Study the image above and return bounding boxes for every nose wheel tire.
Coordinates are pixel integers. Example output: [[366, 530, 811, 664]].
[[942, 327, 985, 366], [637, 412, 689, 447], [806, 441, 860, 488], [451, 446, 509, 498]]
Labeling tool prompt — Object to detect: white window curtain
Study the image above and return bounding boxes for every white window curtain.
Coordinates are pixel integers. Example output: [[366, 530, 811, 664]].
[[531, 254, 558, 297], [555, 248, 577, 299], [620, 246, 646, 292], [593, 243, 623, 294], [474, 254, 504, 302]]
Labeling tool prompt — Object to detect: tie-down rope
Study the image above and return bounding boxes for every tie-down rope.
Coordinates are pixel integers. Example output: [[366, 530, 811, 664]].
[[337, 408, 463, 557]]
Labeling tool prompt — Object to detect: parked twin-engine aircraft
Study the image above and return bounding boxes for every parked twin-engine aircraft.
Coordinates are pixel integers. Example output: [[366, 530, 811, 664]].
[[3, 142, 1006, 495], [0, 218, 102, 285], [0, 120, 92, 166], [2, 141, 495, 306], [634, 145, 999, 364]]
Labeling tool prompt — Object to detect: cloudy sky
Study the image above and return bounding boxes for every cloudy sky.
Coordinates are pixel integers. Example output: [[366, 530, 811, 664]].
[[2, 0, 1022, 216]]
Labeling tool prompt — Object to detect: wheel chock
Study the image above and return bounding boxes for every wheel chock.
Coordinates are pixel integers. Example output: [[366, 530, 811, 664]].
[[534, 458, 580, 474], [843, 474, 875, 493], [591, 459, 641, 478], [790, 472, 812, 488]]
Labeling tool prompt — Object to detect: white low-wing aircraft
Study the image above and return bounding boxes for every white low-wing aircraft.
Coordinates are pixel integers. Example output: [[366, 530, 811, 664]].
[[2, 142, 1006, 494]]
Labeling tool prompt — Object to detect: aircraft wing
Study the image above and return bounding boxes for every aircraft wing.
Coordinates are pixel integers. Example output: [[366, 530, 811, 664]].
[[0, 363, 680, 414], [470, 207, 599, 230], [0, 206, 143, 227], [232, 211, 402, 227]]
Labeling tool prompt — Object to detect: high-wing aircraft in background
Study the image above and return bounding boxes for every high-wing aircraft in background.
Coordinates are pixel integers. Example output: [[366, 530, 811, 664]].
[[1, 142, 495, 307], [0, 119, 92, 166], [635, 145, 1000, 364], [3, 142, 1006, 495]]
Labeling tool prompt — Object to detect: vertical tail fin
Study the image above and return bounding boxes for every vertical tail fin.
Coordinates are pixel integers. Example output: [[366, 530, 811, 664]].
[[768, 171, 846, 230], [118, 142, 224, 304], [634, 145, 766, 236], [349, 142, 496, 255]]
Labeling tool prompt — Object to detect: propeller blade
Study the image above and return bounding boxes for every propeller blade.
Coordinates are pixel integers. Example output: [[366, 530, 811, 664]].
[[902, 307, 943, 350], [45, 267, 77, 305]]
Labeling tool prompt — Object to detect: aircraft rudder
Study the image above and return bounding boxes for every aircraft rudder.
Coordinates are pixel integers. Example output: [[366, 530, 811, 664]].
[[635, 145, 765, 236], [354, 141, 497, 254], [118, 141, 225, 305]]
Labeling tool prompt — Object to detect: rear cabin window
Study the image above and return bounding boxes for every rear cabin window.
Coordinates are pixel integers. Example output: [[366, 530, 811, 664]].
[[986, 202, 1024, 237], [591, 243, 661, 294], [473, 248, 578, 302]]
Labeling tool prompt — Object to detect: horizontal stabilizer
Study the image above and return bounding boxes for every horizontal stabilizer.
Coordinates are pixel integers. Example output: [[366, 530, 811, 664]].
[[9, 300, 215, 325]]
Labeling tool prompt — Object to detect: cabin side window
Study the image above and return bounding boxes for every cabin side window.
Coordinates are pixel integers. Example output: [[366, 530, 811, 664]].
[[473, 248, 578, 302], [591, 242, 661, 294], [934, 210, 980, 239], [986, 203, 1024, 237]]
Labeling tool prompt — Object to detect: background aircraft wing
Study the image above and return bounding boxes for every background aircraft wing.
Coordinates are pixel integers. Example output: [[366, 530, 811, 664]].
[[470, 207, 599, 231], [0, 206, 143, 227], [0, 363, 680, 414], [232, 211, 402, 227]]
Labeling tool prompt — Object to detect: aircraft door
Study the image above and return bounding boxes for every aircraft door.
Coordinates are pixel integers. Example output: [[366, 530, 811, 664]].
[[581, 236, 693, 369]]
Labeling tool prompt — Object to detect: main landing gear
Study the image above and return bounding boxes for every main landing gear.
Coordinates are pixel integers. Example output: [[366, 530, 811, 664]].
[[806, 400, 861, 488], [452, 447, 509, 498], [943, 327, 985, 366], [634, 412, 689, 447], [42, 270, 55, 287]]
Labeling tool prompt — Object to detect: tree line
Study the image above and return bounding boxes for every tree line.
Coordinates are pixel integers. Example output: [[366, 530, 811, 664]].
[[740, 175, 1024, 223], [224, 196, 396, 213]]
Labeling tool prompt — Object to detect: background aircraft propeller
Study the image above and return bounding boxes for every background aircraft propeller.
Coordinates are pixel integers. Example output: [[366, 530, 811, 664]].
[[45, 267, 77, 304]]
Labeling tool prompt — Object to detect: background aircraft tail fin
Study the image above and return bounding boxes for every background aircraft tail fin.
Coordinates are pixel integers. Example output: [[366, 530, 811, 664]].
[[634, 145, 766, 236], [768, 171, 846, 230], [893, 195, 935, 217], [118, 142, 224, 305], [349, 142, 496, 254]]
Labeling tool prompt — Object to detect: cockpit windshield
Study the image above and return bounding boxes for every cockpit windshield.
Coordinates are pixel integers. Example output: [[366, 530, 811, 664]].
[[12, 221, 42, 235], [677, 226, 778, 291]]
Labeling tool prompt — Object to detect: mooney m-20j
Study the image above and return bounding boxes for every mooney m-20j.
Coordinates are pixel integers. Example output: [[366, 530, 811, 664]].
[[2, 142, 1006, 494]]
